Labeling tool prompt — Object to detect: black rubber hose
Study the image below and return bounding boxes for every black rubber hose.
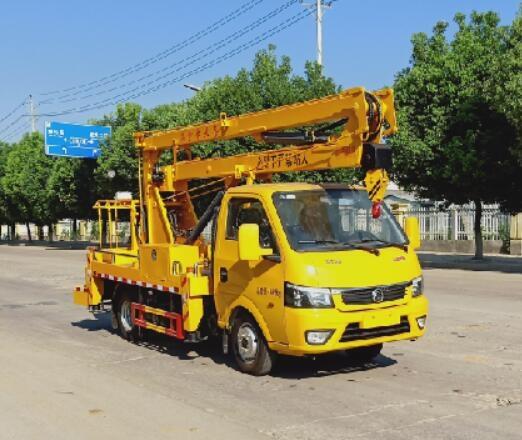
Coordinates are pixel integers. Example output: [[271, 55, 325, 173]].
[[186, 191, 224, 245]]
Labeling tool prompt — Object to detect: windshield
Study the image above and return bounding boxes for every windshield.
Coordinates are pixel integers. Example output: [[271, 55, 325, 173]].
[[272, 188, 407, 252]]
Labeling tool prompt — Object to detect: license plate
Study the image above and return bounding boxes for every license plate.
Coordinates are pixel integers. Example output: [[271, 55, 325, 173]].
[[361, 311, 400, 329]]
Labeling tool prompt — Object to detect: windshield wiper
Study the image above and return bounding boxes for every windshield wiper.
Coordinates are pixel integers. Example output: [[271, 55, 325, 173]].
[[297, 239, 380, 255], [298, 239, 340, 245], [298, 240, 380, 255], [353, 239, 408, 252], [342, 243, 380, 256]]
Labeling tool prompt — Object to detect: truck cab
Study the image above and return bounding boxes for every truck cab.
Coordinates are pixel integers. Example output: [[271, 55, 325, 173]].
[[212, 183, 427, 373]]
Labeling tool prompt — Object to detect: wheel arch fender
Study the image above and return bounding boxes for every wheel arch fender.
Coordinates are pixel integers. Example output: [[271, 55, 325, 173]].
[[226, 296, 273, 343]]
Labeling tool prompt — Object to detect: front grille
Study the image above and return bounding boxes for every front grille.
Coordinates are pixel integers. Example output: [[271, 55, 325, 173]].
[[340, 281, 410, 305], [340, 317, 410, 342]]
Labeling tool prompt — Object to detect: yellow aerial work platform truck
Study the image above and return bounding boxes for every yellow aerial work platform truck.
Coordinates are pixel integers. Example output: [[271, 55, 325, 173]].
[[74, 87, 428, 375]]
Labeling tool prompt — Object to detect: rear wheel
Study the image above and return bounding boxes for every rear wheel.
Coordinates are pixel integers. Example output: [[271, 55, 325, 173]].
[[117, 295, 138, 341], [345, 343, 382, 363], [231, 314, 276, 376]]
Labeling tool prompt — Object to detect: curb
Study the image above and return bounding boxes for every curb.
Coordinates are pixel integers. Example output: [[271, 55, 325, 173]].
[[419, 255, 522, 274]]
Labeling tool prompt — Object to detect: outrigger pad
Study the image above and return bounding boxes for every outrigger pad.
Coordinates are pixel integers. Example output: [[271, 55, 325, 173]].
[[361, 143, 392, 171]]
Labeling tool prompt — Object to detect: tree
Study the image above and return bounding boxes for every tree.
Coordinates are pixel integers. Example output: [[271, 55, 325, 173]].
[[0, 141, 15, 239], [93, 103, 144, 199], [390, 12, 522, 259], [1, 133, 55, 240], [47, 158, 98, 239], [489, 9, 522, 150]]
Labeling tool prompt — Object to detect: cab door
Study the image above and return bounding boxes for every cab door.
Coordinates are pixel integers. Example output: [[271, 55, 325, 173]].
[[213, 195, 286, 343]]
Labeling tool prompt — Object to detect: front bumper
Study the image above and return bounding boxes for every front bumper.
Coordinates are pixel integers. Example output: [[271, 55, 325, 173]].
[[269, 296, 428, 356]]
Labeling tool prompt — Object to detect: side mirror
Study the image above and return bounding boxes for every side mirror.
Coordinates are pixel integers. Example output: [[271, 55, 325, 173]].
[[238, 223, 273, 261], [404, 217, 421, 250]]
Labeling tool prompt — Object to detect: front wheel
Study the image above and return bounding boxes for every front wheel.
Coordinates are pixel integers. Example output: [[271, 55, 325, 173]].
[[231, 314, 276, 376]]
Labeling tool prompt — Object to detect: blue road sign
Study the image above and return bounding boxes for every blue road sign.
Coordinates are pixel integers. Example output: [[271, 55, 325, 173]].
[[45, 121, 111, 158]]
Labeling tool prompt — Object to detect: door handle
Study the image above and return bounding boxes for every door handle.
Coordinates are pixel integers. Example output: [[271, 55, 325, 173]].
[[219, 267, 228, 282]]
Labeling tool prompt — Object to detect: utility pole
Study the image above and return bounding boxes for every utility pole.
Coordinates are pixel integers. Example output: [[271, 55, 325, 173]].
[[28, 95, 37, 133], [302, 1, 331, 66], [316, 0, 323, 66]]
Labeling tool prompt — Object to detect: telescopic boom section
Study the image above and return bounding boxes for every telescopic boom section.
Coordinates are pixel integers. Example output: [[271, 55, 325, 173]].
[[134, 87, 396, 205]]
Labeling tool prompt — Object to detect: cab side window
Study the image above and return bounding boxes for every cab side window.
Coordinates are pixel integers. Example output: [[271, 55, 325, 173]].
[[226, 198, 276, 250]]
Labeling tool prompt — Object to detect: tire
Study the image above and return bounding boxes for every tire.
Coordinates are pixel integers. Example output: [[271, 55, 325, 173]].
[[231, 314, 276, 376], [116, 295, 138, 342], [345, 343, 382, 363]]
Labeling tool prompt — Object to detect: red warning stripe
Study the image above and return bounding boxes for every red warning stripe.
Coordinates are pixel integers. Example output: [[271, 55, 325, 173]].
[[93, 272, 178, 293]]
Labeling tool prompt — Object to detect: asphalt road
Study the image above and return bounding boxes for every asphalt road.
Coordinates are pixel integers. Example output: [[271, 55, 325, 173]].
[[0, 245, 521, 440]]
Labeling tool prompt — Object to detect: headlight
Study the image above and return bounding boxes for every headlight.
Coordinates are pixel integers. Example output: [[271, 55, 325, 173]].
[[284, 283, 333, 308], [412, 276, 423, 297]]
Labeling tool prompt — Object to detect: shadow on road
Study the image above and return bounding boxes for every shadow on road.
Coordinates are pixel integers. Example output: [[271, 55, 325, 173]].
[[71, 312, 112, 331], [272, 353, 396, 379], [71, 313, 397, 378]]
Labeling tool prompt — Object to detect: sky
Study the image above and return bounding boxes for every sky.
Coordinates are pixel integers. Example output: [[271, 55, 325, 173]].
[[0, 0, 519, 142]]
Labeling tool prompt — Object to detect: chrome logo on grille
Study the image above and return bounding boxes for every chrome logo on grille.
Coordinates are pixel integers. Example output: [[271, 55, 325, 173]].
[[371, 288, 385, 303]]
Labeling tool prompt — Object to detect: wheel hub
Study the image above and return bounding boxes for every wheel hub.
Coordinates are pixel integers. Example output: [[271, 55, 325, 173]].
[[120, 300, 133, 332], [237, 323, 258, 362]]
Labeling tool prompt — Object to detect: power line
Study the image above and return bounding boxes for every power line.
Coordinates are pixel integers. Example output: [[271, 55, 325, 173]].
[[40, 0, 300, 106], [0, 114, 27, 136], [0, 0, 341, 136], [38, 8, 314, 118], [39, 0, 265, 99], [2, 126, 27, 143], [0, 99, 27, 128], [0, 119, 28, 142], [0, 99, 27, 124], [0, 0, 267, 133], [0, 0, 264, 133]]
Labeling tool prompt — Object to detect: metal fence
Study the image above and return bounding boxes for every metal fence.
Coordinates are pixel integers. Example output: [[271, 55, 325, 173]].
[[403, 205, 511, 241]]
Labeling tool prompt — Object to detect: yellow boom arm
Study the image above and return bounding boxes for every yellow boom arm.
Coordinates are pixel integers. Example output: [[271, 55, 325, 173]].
[[135, 87, 395, 151], [133, 87, 397, 243]]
